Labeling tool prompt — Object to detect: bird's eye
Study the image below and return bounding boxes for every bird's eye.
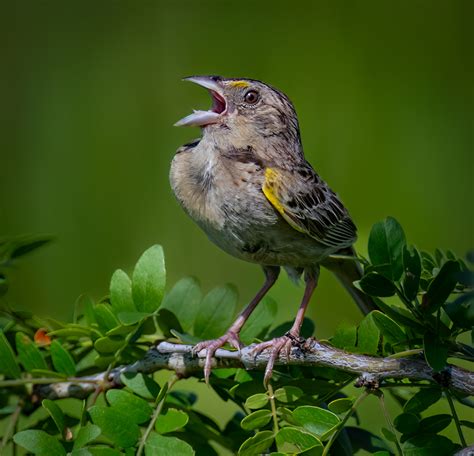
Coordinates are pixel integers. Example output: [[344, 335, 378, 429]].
[[244, 90, 259, 105]]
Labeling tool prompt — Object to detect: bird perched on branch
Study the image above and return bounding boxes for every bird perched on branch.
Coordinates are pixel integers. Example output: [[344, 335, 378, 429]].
[[171, 76, 376, 384]]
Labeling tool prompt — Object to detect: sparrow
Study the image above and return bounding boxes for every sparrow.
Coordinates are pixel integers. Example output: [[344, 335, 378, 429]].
[[170, 76, 375, 384]]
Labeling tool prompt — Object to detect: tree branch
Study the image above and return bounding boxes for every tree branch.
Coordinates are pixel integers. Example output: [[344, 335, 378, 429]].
[[35, 339, 474, 400]]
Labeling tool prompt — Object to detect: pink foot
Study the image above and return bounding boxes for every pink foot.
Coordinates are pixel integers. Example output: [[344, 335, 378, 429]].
[[251, 332, 305, 385], [193, 331, 242, 383]]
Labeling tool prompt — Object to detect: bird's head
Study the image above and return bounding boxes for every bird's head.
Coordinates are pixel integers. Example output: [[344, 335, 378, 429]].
[[175, 76, 301, 150]]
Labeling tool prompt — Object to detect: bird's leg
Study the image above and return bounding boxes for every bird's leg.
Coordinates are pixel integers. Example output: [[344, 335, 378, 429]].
[[252, 270, 319, 385], [193, 266, 280, 383]]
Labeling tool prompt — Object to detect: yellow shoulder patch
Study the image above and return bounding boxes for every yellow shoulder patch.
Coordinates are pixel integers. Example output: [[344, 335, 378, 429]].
[[228, 80, 250, 88], [262, 168, 285, 214], [262, 168, 307, 234]]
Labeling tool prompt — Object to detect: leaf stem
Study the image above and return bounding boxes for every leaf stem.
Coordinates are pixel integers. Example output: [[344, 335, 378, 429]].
[[0, 377, 99, 387], [136, 374, 179, 456], [0, 403, 21, 452], [267, 383, 279, 434], [322, 391, 368, 456], [445, 390, 467, 447], [388, 348, 423, 359], [378, 392, 402, 455]]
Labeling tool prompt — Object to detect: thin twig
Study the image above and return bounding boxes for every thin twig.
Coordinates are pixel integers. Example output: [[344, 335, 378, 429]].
[[378, 392, 402, 455], [0, 403, 22, 452], [267, 383, 279, 434], [445, 390, 467, 447], [136, 375, 179, 456], [322, 391, 368, 456]]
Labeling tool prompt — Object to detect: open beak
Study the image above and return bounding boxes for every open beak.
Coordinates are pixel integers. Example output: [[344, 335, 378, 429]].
[[174, 76, 227, 127]]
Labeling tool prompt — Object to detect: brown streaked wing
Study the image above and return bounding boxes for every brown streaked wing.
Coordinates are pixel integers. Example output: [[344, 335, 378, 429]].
[[262, 164, 357, 249]]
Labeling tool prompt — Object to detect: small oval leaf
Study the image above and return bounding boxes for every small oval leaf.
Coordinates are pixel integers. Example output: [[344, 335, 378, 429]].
[[240, 410, 272, 430], [245, 393, 269, 410], [132, 245, 166, 313], [155, 408, 189, 434], [50, 340, 76, 376]]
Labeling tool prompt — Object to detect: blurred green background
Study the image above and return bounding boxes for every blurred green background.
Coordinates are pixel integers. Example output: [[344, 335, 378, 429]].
[[1, 0, 473, 447]]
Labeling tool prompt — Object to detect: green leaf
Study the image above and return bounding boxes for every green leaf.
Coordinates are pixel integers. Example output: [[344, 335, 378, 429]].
[[423, 332, 448, 372], [278, 406, 297, 425], [117, 311, 149, 326], [94, 304, 120, 332], [381, 427, 397, 443], [193, 284, 238, 339], [120, 372, 161, 400], [156, 308, 183, 338], [16, 332, 47, 371], [328, 398, 353, 414], [373, 298, 425, 333], [245, 393, 269, 409], [77, 448, 121, 456], [403, 245, 422, 300], [132, 245, 166, 313], [106, 389, 153, 424], [50, 340, 76, 376], [7, 235, 52, 259], [275, 427, 323, 454], [238, 430, 274, 456], [48, 326, 96, 338], [358, 272, 396, 297], [155, 408, 189, 433], [94, 336, 125, 354], [368, 217, 406, 281], [42, 399, 65, 434], [240, 410, 272, 430], [331, 324, 357, 351], [73, 423, 101, 449], [13, 430, 66, 456], [145, 432, 194, 456], [422, 260, 460, 313], [110, 269, 135, 313], [371, 311, 406, 345], [404, 388, 442, 414], [293, 406, 340, 438], [30, 368, 67, 379], [89, 405, 140, 448], [160, 277, 202, 332], [445, 293, 474, 329], [273, 386, 304, 403], [418, 414, 452, 434], [240, 296, 278, 344], [357, 313, 380, 354], [393, 412, 419, 434], [0, 330, 21, 378], [460, 419, 474, 429], [81, 295, 97, 326], [402, 434, 454, 455]]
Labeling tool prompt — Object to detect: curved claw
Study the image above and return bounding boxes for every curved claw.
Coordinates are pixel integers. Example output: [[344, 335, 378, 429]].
[[192, 331, 242, 384], [251, 335, 296, 387]]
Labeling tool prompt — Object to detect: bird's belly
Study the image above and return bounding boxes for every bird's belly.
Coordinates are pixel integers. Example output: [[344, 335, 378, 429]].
[[170, 150, 329, 268], [202, 206, 329, 268]]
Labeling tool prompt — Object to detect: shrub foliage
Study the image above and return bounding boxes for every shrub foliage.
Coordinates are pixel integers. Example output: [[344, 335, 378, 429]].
[[0, 218, 472, 455]]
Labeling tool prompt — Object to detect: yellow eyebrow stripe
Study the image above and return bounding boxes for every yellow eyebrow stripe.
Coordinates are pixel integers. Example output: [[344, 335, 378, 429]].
[[228, 80, 250, 88]]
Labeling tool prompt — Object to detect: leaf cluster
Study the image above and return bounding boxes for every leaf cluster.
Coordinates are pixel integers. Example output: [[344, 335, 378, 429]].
[[0, 218, 472, 455]]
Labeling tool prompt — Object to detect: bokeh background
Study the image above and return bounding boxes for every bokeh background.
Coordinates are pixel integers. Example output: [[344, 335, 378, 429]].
[[1, 0, 473, 449]]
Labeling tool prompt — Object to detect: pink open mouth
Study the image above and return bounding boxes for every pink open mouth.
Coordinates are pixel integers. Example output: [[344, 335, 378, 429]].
[[174, 76, 227, 128], [210, 90, 226, 114]]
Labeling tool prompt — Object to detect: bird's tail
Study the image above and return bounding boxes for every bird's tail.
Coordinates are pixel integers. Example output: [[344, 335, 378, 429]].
[[322, 247, 377, 315]]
